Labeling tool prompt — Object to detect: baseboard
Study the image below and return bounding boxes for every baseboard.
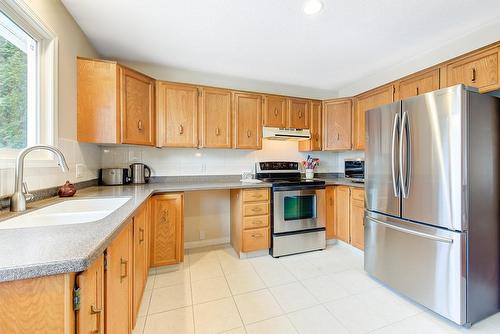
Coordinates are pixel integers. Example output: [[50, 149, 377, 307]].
[[326, 239, 338, 246], [184, 237, 230, 250], [334, 239, 364, 256]]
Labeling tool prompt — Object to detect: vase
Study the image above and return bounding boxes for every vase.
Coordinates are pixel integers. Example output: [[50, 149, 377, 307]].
[[305, 169, 314, 179]]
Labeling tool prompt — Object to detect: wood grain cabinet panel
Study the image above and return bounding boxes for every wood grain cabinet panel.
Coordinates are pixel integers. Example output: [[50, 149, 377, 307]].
[[353, 85, 394, 150], [350, 189, 365, 250], [263, 95, 287, 128], [132, 204, 148, 326], [287, 98, 310, 129], [299, 100, 322, 151], [200, 87, 232, 148], [335, 186, 350, 243], [77, 256, 104, 334], [398, 68, 440, 100], [233, 92, 263, 149], [106, 221, 133, 334], [150, 193, 184, 267], [242, 228, 270, 252], [157, 82, 199, 147], [446, 46, 500, 92], [325, 186, 336, 240], [322, 99, 352, 151], [77, 58, 155, 145]]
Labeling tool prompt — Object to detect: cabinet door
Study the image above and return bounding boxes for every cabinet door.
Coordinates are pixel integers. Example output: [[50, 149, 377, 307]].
[[157, 82, 199, 147], [323, 99, 352, 151], [299, 100, 322, 151], [133, 205, 148, 326], [150, 193, 184, 267], [335, 186, 350, 243], [353, 85, 394, 150], [263, 95, 287, 128], [350, 190, 365, 250], [77, 256, 104, 334], [106, 221, 133, 334], [120, 67, 155, 146], [233, 92, 262, 149], [398, 68, 440, 100], [200, 87, 232, 148], [446, 46, 499, 92], [287, 98, 309, 129], [325, 186, 336, 240]]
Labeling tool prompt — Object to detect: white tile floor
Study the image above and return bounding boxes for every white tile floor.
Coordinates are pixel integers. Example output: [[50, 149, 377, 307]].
[[133, 244, 500, 334]]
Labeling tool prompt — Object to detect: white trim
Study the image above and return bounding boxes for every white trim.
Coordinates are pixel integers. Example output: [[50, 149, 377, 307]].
[[335, 239, 364, 256], [184, 237, 230, 250]]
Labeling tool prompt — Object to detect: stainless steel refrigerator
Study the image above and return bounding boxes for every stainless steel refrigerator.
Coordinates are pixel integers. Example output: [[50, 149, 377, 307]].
[[364, 84, 500, 326]]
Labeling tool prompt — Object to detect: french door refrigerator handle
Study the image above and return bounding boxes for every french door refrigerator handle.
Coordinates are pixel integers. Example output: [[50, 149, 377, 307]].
[[366, 216, 454, 244], [399, 111, 410, 198], [391, 113, 400, 197]]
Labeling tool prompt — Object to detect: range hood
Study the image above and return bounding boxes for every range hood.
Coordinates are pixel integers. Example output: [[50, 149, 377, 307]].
[[262, 127, 311, 141]]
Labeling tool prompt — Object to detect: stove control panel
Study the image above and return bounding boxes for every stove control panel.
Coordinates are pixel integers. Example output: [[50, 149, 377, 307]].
[[257, 161, 299, 172]]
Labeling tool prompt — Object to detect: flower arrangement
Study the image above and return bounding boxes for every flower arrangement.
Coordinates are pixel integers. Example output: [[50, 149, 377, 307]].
[[302, 155, 320, 170]]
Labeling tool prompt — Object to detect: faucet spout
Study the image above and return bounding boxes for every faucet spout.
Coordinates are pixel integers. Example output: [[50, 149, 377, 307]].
[[10, 145, 69, 212]]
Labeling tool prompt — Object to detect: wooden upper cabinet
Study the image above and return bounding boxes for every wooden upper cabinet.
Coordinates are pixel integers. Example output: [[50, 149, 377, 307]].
[[350, 189, 365, 250], [132, 204, 148, 327], [156, 82, 199, 148], [77, 256, 105, 334], [233, 92, 263, 149], [120, 67, 155, 145], [106, 221, 133, 334], [77, 57, 155, 145], [263, 95, 287, 128], [287, 98, 309, 129], [446, 46, 500, 92], [323, 99, 352, 151], [335, 186, 350, 243], [299, 100, 322, 151], [200, 87, 232, 148], [325, 186, 336, 240], [150, 193, 184, 267], [353, 84, 394, 150], [398, 68, 440, 100]]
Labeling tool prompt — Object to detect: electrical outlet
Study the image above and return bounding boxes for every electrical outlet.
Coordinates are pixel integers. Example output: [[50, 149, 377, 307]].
[[75, 164, 85, 179], [199, 230, 206, 240]]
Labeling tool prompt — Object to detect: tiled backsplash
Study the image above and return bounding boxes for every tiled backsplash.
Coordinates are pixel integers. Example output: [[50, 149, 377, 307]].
[[0, 139, 101, 198], [101, 140, 364, 176]]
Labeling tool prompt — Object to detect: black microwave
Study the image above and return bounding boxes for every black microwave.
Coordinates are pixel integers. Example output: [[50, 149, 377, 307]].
[[344, 159, 364, 182]]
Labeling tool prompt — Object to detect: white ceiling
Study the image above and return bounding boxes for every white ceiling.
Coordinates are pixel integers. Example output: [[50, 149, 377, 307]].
[[62, 0, 500, 94]]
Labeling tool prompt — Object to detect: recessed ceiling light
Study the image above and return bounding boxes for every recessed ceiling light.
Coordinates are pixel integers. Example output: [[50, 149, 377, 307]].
[[303, 0, 323, 15]]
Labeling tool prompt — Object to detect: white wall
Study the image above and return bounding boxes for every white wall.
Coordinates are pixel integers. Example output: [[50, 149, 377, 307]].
[[0, 0, 101, 197], [101, 140, 364, 176]]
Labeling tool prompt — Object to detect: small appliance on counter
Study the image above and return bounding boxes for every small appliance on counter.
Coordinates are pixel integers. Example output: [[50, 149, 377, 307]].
[[344, 159, 364, 183], [130, 163, 151, 184], [99, 168, 131, 185]]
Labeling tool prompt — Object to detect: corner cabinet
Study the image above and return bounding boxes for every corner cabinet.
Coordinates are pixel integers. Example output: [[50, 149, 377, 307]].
[[233, 92, 263, 149], [299, 100, 322, 151], [77, 57, 155, 145], [322, 99, 352, 151], [200, 87, 232, 148], [156, 82, 199, 147], [150, 193, 184, 267]]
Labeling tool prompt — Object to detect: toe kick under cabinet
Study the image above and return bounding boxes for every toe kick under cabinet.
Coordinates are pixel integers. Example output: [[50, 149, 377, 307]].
[[230, 188, 271, 256]]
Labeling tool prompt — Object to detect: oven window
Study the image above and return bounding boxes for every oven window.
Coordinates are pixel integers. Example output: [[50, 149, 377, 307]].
[[283, 195, 316, 221]]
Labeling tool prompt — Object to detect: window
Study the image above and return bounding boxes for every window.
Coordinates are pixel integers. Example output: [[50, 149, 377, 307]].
[[0, 10, 37, 149], [0, 1, 57, 163]]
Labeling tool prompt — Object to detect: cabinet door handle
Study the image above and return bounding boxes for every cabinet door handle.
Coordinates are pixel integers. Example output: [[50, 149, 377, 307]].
[[298, 110, 302, 119], [139, 228, 145, 243], [246, 130, 251, 138], [179, 124, 184, 134], [120, 258, 128, 282], [90, 304, 102, 334], [330, 197, 333, 206], [274, 108, 278, 116], [315, 134, 319, 141], [416, 87, 419, 95], [471, 67, 477, 82], [137, 120, 143, 131], [337, 133, 340, 141], [215, 127, 220, 136]]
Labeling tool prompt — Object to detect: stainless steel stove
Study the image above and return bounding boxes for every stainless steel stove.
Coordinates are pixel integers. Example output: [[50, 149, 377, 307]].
[[255, 161, 326, 257]]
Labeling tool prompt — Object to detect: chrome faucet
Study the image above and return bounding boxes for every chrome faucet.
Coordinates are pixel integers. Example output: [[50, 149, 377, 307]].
[[10, 145, 69, 212]]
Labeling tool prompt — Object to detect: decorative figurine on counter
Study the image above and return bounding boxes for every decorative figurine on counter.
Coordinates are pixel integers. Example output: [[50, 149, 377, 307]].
[[58, 180, 76, 197]]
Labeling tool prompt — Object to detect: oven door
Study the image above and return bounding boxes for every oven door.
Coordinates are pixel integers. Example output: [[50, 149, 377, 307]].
[[273, 187, 325, 234]]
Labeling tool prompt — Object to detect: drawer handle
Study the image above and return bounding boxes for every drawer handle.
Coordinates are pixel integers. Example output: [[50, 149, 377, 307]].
[[120, 258, 128, 282], [251, 233, 263, 238], [251, 207, 262, 212], [252, 194, 263, 198], [139, 227, 145, 243], [137, 120, 143, 131], [179, 124, 184, 134], [251, 220, 262, 225], [471, 67, 476, 82], [91, 304, 102, 334]]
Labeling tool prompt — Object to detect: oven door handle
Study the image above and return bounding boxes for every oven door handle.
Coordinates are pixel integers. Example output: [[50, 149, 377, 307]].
[[273, 185, 325, 192]]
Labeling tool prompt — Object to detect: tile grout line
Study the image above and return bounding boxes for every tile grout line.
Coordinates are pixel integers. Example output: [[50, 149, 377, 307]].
[[186, 248, 197, 334]]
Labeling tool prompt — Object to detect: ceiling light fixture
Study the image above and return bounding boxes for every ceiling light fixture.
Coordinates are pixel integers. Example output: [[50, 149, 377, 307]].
[[303, 0, 323, 15]]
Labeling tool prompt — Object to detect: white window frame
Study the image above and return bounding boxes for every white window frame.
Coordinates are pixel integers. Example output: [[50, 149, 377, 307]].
[[0, 0, 58, 168]]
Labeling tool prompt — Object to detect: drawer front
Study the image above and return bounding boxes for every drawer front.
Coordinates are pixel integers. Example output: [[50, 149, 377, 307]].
[[447, 48, 499, 89], [243, 202, 269, 217], [351, 188, 365, 202], [242, 227, 269, 252], [243, 215, 269, 229], [242, 188, 269, 202]]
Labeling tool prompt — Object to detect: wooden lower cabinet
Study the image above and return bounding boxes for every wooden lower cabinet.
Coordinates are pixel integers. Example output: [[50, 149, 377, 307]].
[[325, 186, 336, 239], [133, 203, 149, 327], [230, 188, 270, 255], [76, 256, 105, 334], [150, 193, 184, 267], [350, 189, 365, 250], [335, 186, 351, 243], [332, 186, 365, 250], [106, 221, 133, 334]]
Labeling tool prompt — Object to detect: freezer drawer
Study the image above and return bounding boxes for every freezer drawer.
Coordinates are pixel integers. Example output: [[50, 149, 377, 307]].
[[364, 211, 466, 325]]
